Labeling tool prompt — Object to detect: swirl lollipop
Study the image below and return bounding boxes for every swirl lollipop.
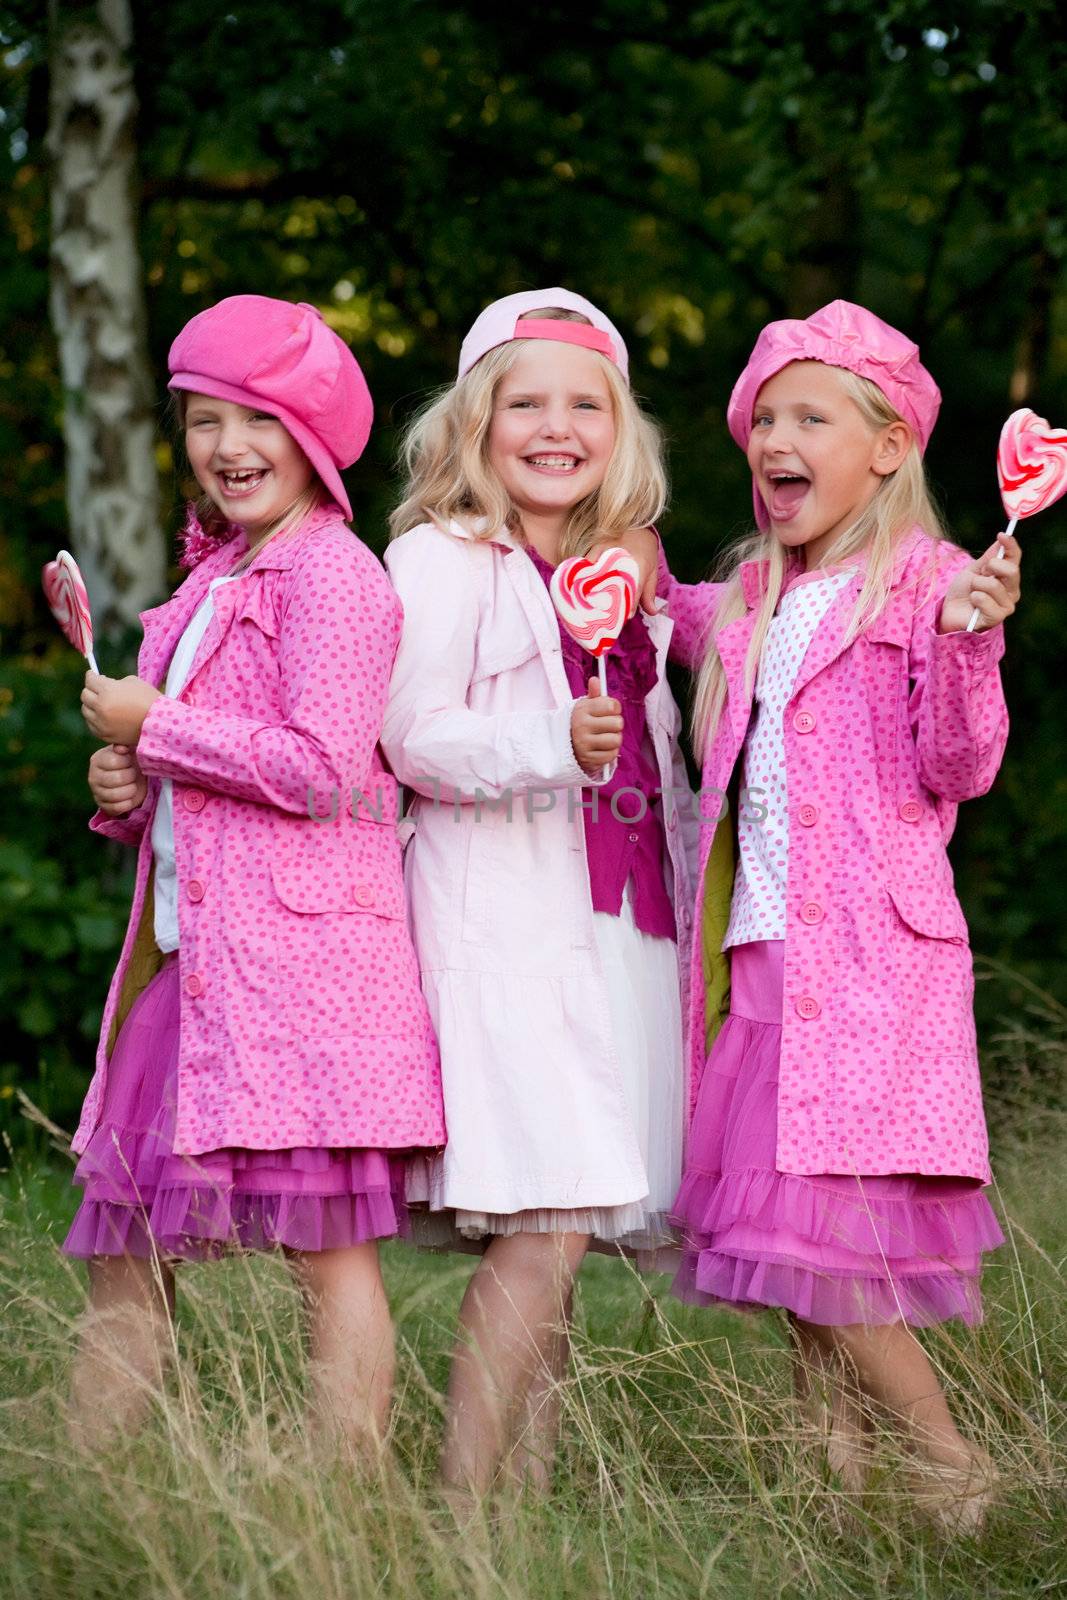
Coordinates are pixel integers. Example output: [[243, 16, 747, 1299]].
[[42, 549, 99, 671], [549, 547, 640, 692], [967, 408, 1067, 630]]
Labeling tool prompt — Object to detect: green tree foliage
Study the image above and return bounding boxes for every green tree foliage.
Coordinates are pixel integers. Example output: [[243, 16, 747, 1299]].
[[0, 1, 1064, 1134]]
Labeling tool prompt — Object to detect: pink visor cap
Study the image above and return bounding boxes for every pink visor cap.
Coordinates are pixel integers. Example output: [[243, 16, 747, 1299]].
[[458, 288, 629, 383], [727, 300, 941, 529], [168, 295, 373, 520]]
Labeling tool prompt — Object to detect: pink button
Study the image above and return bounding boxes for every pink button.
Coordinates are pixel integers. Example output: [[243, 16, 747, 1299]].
[[793, 710, 816, 734], [184, 973, 203, 998], [183, 789, 206, 813], [899, 800, 922, 823], [187, 879, 205, 903], [800, 901, 823, 924], [628, 832, 639, 844], [795, 994, 821, 1020], [354, 885, 374, 908], [798, 804, 819, 827]]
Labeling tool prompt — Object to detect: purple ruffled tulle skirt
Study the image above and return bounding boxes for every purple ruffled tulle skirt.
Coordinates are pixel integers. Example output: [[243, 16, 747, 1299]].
[[64, 957, 408, 1260], [672, 940, 1003, 1326]]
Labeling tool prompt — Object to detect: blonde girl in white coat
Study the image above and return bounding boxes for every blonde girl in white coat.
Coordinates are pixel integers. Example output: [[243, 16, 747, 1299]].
[[382, 289, 695, 1503]]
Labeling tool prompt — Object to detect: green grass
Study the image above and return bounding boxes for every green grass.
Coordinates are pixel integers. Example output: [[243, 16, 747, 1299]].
[[0, 1143, 1064, 1600]]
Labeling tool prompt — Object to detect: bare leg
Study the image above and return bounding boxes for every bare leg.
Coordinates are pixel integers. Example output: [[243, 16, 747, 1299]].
[[289, 1242, 395, 1460], [69, 1252, 176, 1449], [797, 1318, 994, 1530], [789, 1315, 872, 1493], [507, 1286, 573, 1494], [441, 1231, 589, 1502]]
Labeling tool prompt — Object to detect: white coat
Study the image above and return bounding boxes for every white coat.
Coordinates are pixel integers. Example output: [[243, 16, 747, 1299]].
[[382, 520, 695, 1215]]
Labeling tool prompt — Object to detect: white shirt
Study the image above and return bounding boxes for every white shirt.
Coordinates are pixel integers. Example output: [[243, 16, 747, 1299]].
[[724, 569, 853, 949], [150, 576, 237, 952]]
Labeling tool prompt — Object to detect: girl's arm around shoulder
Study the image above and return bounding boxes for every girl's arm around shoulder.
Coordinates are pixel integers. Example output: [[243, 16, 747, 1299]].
[[649, 532, 727, 670], [382, 523, 593, 802], [906, 532, 1017, 802], [596, 524, 726, 670], [137, 526, 399, 814]]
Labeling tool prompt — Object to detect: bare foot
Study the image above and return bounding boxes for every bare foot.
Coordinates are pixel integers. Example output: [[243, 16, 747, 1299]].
[[907, 1446, 998, 1537]]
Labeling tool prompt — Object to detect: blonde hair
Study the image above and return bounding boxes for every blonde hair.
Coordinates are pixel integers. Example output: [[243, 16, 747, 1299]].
[[171, 392, 334, 569], [389, 307, 666, 557], [690, 368, 946, 759]]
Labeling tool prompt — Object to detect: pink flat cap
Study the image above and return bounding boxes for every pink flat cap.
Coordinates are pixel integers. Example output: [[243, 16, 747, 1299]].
[[458, 288, 629, 383], [168, 295, 373, 520], [727, 300, 941, 528]]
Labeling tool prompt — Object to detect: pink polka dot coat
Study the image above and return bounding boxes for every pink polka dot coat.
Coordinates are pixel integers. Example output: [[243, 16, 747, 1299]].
[[72, 507, 445, 1159], [664, 526, 1008, 1182]]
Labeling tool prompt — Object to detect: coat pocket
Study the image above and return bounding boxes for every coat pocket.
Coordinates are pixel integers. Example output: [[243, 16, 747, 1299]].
[[470, 632, 540, 684], [886, 879, 969, 944], [270, 817, 407, 1035], [885, 880, 974, 1059]]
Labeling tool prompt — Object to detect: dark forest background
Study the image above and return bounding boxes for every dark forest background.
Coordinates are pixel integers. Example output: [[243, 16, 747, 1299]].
[[1, 0, 1065, 1138]]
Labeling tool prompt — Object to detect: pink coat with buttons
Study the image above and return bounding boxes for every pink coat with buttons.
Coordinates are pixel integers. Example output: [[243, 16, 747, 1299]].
[[72, 507, 445, 1158], [666, 526, 1008, 1182]]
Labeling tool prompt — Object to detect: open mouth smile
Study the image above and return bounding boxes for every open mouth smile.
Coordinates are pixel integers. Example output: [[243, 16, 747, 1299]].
[[522, 454, 585, 475], [765, 469, 811, 521], [217, 467, 269, 498]]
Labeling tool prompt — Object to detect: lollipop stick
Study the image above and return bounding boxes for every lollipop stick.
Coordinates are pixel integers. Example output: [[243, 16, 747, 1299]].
[[86, 647, 99, 674], [598, 656, 608, 694], [966, 519, 1018, 632]]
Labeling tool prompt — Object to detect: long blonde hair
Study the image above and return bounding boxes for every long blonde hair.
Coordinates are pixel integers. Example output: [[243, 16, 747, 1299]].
[[690, 369, 946, 759], [389, 307, 667, 557]]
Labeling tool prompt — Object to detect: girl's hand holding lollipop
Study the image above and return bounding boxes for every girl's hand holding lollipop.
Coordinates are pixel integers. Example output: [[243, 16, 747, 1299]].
[[938, 530, 1022, 635], [80, 672, 161, 745], [551, 546, 640, 778]]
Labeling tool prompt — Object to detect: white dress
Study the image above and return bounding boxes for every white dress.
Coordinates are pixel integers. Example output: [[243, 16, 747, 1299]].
[[382, 521, 695, 1261]]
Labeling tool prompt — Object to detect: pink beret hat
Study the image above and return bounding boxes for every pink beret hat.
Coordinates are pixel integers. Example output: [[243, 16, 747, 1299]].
[[168, 295, 373, 520], [458, 288, 629, 383], [727, 300, 941, 529]]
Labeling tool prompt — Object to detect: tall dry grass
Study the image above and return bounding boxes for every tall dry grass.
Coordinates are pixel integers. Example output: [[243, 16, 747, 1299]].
[[1, 1132, 1063, 1600]]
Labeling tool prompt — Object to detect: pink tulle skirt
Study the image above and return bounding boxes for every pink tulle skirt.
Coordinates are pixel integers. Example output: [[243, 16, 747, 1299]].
[[672, 941, 1002, 1326], [64, 957, 408, 1259]]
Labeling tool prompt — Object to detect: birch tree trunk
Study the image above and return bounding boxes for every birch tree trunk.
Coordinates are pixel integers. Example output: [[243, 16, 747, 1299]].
[[47, 0, 164, 635]]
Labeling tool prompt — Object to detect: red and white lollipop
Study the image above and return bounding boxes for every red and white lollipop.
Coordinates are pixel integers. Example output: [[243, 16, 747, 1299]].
[[550, 546, 640, 691], [968, 408, 1067, 632], [42, 549, 98, 671]]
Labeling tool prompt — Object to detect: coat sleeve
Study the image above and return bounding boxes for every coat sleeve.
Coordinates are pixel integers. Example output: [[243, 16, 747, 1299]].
[[656, 538, 725, 670], [88, 787, 154, 846], [135, 539, 399, 814], [381, 526, 592, 803], [907, 547, 1009, 802]]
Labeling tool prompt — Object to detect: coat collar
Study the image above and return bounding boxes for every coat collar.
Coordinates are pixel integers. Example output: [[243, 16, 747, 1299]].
[[736, 524, 930, 612], [136, 504, 349, 687], [436, 515, 520, 553], [715, 525, 934, 751]]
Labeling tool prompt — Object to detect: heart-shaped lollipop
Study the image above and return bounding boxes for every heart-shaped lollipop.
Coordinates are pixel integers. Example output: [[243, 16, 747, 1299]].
[[967, 407, 1067, 630], [42, 549, 98, 671], [549, 546, 640, 690], [997, 407, 1067, 525]]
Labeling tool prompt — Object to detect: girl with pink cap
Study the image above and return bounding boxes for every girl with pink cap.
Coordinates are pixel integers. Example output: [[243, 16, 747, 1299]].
[[620, 300, 1023, 1531], [66, 295, 445, 1454], [382, 289, 694, 1501]]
